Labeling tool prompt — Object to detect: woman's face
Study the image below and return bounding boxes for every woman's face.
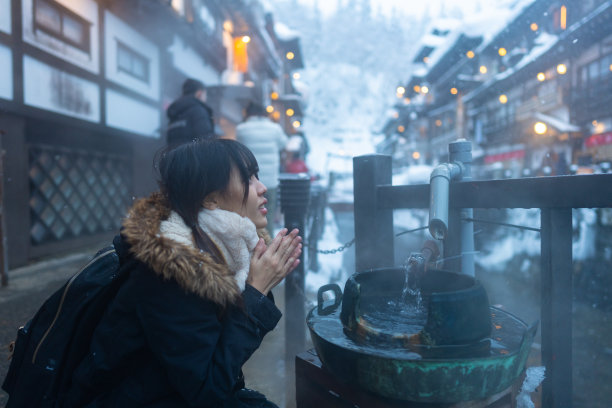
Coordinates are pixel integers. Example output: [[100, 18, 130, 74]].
[[214, 168, 268, 228]]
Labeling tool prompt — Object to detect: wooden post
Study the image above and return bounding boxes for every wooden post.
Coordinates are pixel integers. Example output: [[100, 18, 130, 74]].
[[353, 155, 394, 273], [540, 208, 573, 408], [0, 148, 7, 286]]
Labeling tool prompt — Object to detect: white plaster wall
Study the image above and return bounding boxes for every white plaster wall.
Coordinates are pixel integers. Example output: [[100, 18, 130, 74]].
[[105, 11, 159, 101], [0, 0, 11, 34], [0, 45, 12, 100], [23, 55, 100, 122], [105, 89, 160, 138], [169, 35, 220, 85], [22, 0, 99, 73]]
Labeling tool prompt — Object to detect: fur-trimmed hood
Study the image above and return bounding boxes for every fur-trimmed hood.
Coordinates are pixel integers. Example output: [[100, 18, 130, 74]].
[[121, 192, 270, 307]]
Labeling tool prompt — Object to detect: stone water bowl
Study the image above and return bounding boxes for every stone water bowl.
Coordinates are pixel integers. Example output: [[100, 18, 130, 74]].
[[307, 267, 537, 402]]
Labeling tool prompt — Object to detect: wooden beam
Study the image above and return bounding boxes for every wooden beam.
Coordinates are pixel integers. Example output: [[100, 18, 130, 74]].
[[378, 174, 612, 210]]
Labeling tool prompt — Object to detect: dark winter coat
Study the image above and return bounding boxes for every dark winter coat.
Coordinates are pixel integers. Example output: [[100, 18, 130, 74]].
[[67, 193, 280, 407], [167, 95, 215, 146]]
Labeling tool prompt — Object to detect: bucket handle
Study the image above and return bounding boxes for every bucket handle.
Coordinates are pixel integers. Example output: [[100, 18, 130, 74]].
[[317, 283, 342, 315]]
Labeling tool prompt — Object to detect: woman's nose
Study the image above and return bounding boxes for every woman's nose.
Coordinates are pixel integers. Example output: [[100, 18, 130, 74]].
[[258, 180, 267, 195]]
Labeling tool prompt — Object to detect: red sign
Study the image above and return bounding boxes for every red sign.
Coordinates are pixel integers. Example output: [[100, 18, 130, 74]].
[[484, 149, 525, 164], [585, 132, 612, 148]]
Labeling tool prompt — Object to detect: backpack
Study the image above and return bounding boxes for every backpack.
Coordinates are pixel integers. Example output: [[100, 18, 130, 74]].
[[1, 244, 129, 407]]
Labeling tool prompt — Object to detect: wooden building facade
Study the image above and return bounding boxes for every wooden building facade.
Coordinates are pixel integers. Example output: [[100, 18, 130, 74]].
[[0, 0, 304, 268]]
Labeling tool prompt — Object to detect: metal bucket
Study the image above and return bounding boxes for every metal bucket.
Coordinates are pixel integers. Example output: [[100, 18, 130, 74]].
[[340, 268, 492, 349]]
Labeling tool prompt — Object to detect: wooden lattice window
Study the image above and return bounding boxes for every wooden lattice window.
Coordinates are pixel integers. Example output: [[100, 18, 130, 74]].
[[29, 145, 132, 245]]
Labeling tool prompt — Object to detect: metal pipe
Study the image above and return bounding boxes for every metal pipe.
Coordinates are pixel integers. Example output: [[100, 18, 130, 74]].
[[428, 162, 461, 240], [449, 139, 475, 277]]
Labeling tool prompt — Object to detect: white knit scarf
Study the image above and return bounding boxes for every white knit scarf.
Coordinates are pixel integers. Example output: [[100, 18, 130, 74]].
[[159, 208, 260, 291]]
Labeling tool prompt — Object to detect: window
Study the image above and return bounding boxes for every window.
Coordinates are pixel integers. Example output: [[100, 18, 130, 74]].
[[33, 0, 91, 52], [116, 41, 150, 83], [578, 53, 612, 89]]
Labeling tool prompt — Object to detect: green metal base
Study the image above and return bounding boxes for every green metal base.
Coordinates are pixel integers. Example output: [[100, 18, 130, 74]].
[[308, 306, 537, 403]]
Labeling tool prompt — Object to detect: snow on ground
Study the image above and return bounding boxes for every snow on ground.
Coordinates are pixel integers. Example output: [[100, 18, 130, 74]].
[[475, 209, 541, 273]]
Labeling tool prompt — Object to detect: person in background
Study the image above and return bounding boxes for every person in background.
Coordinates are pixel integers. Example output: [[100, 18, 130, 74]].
[[236, 102, 287, 235], [284, 151, 309, 174], [67, 139, 301, 407], [283, 135, 309, 174], [167, 78, 215, 147]]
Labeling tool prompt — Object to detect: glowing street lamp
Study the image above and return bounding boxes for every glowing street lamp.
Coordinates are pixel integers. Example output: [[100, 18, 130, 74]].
[[479, 65, 488, 74], [286, 108, 295, 117], [499, 94, 508, 104], [241, 36, 251, 43], [498, 48, 507, 57], [450, 87, 458, 95], [466, 50, 475, 59], [556, 64, 567, 75], [534, 122, 547, 135], [270, 91, 279, 100], [530, 22, 538, 31], [266, 105, 274, 113], [286, 51, 295, 60], [537, 72, 546, 81], [412, 151, 421, 160], [421, 86, 429, 94], [396, 86, 406, 96], [292, 120, 301, 128]]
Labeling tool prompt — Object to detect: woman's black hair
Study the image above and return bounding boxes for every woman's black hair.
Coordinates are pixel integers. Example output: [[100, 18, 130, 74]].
[[156, 139, 259, 262]]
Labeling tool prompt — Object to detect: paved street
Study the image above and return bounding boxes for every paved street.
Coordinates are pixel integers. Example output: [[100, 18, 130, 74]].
[[0, 249, 96, 406]]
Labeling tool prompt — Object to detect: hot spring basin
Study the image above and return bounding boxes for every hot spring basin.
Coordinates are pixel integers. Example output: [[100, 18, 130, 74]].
[[307, 267, 537, 403], [341, 268, 492, 348]]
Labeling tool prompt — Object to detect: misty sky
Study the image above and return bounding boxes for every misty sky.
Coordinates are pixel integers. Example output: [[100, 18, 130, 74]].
[[293, 0, 500, 18]]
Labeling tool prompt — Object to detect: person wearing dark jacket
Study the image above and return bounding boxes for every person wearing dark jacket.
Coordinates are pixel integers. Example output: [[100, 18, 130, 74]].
[[67, 139, 302, 407], [167, 78, 216, 147]]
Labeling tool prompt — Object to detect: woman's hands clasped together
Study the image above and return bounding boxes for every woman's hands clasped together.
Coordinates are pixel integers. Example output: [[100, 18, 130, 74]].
[[248, 228, 302, 295]]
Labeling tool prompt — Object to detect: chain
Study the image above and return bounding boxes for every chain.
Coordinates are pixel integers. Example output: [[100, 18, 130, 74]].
[[304, 226, 429, 254], [304, 238, 355, 254], [305, 217, 538, 255]]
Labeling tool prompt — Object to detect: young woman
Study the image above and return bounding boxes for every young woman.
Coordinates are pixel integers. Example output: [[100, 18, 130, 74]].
[[67, 139, 302, 407]]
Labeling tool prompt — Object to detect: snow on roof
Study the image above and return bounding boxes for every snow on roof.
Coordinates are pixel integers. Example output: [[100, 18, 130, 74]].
[[421, 33, 450, 47], [274, 22, 300, 41], [463, 31, 559, 102], [492, 31, 559, 81], [412, 0, 534, 80], [428, 17, 462, 33], [258, 0, 274, 13], [534, 112, 580, 133], [425, 5, 522, 73], [412, 65, 428, 78], [462, 8, 515, 43], [474, 0, 537, 52]]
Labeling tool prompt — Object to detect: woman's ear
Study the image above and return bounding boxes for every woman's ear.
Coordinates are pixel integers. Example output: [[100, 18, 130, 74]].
[[203, 193, 219, 210]]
